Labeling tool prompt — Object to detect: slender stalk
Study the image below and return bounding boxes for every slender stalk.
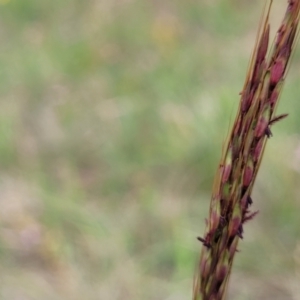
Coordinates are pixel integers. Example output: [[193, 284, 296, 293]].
[[193, 1, 300, 299]]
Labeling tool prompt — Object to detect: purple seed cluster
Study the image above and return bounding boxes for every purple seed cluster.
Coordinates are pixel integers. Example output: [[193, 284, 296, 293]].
[[193, 1, 300, 299]]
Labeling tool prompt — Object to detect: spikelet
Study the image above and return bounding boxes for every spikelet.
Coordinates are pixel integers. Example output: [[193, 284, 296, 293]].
[[193, 1, 300, 299]]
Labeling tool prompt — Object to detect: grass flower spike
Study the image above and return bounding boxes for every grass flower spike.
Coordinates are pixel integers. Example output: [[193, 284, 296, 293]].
[[193, 1, 300, 299]]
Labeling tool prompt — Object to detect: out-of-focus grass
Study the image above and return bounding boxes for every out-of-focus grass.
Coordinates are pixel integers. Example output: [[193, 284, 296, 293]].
[[0, 0, 300, 299]]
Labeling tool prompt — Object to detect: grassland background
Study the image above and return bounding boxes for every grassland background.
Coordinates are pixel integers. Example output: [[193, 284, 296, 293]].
[[0, 0, 300, 299]]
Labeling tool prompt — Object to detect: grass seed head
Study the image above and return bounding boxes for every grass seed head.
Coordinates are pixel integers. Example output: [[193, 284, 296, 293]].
[[193, 1, 300, 299]]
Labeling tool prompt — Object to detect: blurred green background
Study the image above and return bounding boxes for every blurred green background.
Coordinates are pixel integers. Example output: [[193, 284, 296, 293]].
[[0, 0, 300, 299]]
